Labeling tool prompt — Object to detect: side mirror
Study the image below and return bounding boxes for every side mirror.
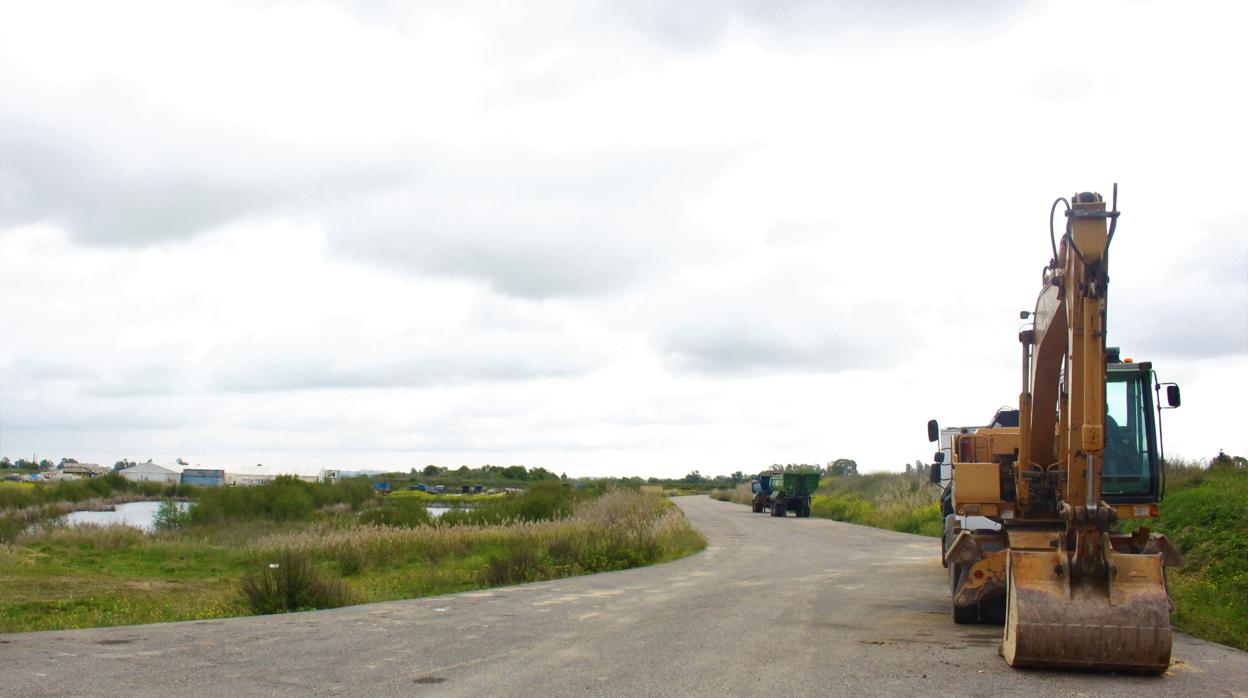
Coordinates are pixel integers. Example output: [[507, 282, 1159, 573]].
[[929, 464, 942, 485], [934, 451, 945, 464], [927, 419, 939, 443], [1166, 384, 1181, 408]]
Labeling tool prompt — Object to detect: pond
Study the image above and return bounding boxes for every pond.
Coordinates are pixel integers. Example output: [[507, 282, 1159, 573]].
[[63, 501, 191, 532]]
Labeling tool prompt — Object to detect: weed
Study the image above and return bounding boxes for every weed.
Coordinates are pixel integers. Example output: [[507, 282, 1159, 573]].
[[239, 550, 353, 614]]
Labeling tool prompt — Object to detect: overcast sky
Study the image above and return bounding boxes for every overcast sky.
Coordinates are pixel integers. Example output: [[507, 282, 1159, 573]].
[[1, 0, 1245, 477]]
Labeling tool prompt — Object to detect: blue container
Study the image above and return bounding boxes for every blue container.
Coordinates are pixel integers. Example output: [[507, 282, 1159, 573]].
[[181, 469, 225, 487], [415, 483, 428, 491], [756, 474, 773, 496]]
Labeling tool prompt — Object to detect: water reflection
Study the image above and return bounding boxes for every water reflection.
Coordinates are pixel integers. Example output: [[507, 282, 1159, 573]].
[[63, 501, 190, 532]]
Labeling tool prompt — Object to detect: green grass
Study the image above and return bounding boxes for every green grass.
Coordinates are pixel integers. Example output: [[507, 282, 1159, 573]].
[[0, 481, 35, 489], [1126, 464, 1248, 651], [0, 489, 705, 633], [388, 489, 507, 505]]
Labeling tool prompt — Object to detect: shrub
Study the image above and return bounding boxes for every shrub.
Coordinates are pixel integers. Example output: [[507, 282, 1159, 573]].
[[239, 550, 353, 614], [481, 542, 543, 586], [440, 482, 583, 526], [358, 498, 432, 528], [189, 476, 369, 525], [152, 500, 189, 531]]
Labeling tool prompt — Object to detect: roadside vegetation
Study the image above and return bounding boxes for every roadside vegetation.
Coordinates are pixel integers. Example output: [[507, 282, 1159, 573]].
[[711, 465, 940, 537], [0, 481, 704, 633], [1124, 454, 1247, 651]]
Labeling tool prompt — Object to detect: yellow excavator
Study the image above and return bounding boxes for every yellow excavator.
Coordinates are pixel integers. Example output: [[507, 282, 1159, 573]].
[[926, 186, 1183, 672]]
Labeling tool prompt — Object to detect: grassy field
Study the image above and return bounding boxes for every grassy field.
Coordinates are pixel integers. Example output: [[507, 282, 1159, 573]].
[[1124, 462, 1247, 651], [388, 489, 507, 505], [0, 487, 704, 633], [0, 481, 35, 489]]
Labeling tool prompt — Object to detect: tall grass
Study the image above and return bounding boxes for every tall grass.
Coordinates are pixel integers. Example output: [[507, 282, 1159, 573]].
[[0, 473, 187, 510], [239, 550, 354, 614], [709, 484, 753, 505], [438, 481, 586, 526], [0, 488, 705, 633], [249, 489, 704, 586], [189, 475, 373, 524]]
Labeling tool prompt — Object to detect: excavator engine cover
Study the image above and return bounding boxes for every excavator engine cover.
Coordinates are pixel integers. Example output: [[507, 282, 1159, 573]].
[[1001, 548, 1172, 673]]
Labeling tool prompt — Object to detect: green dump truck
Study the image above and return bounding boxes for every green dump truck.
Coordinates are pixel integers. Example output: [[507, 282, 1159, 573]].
[[766, 468, 821, 518]]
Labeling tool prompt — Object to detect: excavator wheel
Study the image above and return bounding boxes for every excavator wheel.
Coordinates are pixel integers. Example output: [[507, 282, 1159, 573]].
[[979, 596, 1006, 625], [949, 563, 978, 624], [1001, 549, 1172, 673]]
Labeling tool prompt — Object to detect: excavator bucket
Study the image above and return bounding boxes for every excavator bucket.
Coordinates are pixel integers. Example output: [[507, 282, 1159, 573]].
[[1001, 549, 1172, 673]]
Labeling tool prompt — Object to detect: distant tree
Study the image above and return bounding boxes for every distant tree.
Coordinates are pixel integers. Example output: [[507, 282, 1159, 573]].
[[682, 470, 705, 484], [59, 457, 79, 465], [826, 459, 859, 477], [1211, 450, 1248, 470], [0, 457, 9, 469], [730, 471, 745, 483], [38, 459, 53, 470], [114, 460, 137, 471], [502, 465, 528, 480], [422, 465, 439, 476], [457, 465, 470, 473]]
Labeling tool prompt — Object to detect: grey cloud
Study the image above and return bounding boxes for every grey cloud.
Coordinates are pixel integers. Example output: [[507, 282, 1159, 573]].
[[1111, 226, 1247, 361], [0, 119, 406, 246], [654, 269, 914, 375], [3, 113, 734, 299], [1, 122, 276, 244], [204, 325, 612, 393], [598, 0, 1030, 48], [327, 147, 735, 298], [337, 1, 1029, 52]]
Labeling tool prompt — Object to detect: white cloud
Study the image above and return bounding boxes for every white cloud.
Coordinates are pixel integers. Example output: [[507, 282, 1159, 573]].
[[1, 0, 1245, 475]]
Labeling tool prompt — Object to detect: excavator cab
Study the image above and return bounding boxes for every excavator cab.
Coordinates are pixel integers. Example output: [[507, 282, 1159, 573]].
[[1102, 363, 1160, 500]]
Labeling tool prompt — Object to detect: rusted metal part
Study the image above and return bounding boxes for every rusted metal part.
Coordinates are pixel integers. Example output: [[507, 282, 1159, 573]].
[[1142, 533, 1182, 568], [954, 550, 1007, 607], [943, 530, 980, 567]]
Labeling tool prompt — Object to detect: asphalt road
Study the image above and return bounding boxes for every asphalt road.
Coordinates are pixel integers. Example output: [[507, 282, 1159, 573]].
[[3, 496, 1246, 697]]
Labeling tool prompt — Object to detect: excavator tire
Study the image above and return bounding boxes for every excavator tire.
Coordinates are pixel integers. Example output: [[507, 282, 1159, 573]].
[[1001, 549, 1172, 673], [979, 596, 1006, 625], [950, 563, 978, 624]]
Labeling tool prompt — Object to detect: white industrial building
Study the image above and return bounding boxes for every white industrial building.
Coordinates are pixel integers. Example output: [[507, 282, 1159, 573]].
[[225, 472, 271, 487], [118, 462, 180, 484]]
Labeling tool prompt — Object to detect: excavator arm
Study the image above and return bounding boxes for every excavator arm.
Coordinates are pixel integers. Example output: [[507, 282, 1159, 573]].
[[1003, 188, 1178, 673]]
